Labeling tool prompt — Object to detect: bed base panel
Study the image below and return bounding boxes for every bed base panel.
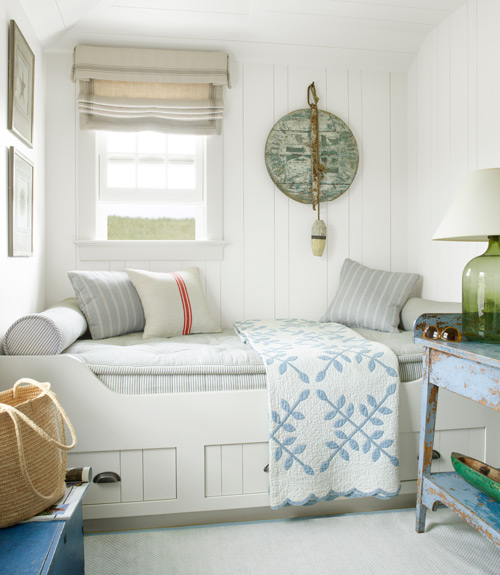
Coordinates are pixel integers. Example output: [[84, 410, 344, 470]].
[[0, 355, 496, 526]]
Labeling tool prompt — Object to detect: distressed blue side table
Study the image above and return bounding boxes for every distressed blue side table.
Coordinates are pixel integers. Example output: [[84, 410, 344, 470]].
[[0, 483, 88, 575], [414, 313, 500, 546]]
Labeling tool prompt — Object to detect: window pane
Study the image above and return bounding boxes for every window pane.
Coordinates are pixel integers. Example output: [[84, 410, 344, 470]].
[[168, 135, 196, 155], [138, 157, 166, 188], [106, 132, 136, 153], [105, 205, 196, 240], [107, 158, 136, 188], [168, 159, 196, 189], [138, 131, 166, 154]]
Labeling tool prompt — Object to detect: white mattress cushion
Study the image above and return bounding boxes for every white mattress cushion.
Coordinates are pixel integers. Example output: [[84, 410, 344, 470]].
[[64, 329, 263, 372], [350, 327, 423, 382], [64, 327, 423, 393]]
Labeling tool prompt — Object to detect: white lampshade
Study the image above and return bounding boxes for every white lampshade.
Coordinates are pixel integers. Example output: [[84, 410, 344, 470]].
[[433, 168, 500, 241]]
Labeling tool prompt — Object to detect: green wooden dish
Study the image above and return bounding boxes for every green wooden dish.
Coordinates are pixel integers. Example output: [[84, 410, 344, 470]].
[[451, 452, 500, 502]]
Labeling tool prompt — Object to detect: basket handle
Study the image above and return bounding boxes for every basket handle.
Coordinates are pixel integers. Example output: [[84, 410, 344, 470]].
[[12, 379, 77, 451], [0, 379, 77, 501]]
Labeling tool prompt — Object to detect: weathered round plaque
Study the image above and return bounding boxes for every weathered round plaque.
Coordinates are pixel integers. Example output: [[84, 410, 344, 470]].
[[265, 109, 359, 204]]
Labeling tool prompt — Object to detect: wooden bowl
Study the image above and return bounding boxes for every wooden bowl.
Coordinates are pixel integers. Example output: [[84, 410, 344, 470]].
[[451, 452, 500, 502]]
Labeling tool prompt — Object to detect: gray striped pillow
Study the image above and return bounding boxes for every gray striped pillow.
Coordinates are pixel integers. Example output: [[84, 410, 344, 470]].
[[68, 271, 145, 339], [321, 259, 420, 333], [3, 298, 88, 355]]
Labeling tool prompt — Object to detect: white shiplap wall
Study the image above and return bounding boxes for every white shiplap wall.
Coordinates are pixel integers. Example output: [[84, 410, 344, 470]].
[[0, 0, 46, 347], [45, 50, 408, 328], [407, 0, 500, 303]]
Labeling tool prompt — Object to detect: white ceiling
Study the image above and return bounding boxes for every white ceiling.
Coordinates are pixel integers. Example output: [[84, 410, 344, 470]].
[[19, 0, 466, 59]]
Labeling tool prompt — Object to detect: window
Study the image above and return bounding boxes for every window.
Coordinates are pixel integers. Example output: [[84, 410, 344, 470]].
[[97, 131, 206, 240]]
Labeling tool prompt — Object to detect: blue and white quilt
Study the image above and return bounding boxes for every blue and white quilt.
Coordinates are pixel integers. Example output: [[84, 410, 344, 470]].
[[234, 319, 401, 509]]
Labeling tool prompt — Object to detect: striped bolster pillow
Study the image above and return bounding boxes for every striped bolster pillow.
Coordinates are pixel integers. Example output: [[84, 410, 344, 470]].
[[3, 298, 88, 355], [321, 259, 420, 333]]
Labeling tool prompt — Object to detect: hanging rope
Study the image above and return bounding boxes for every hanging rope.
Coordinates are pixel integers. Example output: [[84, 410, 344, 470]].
[[307, 82, 327, 218]]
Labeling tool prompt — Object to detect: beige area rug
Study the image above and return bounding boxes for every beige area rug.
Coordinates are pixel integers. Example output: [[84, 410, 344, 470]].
[[84, 507, 500, 575]]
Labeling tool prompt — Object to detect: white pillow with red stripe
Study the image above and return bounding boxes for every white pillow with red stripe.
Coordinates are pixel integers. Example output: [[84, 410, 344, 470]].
[[126, 267, 221, 338]]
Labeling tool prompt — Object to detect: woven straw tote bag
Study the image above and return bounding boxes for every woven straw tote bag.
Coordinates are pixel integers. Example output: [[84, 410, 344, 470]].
[[0, 379, 76, 528]]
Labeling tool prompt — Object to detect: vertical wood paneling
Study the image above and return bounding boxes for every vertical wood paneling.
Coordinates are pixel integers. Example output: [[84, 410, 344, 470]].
[[221, 444, 243, 496], [408, 0, 500, 305], [415, 37, 431, 294], [205, 261, 222, 325], [204, 445, 222, 497], [125, 261, 150, 271], [467, 0, 478, 173], [243, 63, 276, 320], [120, 450, 143, 502], [436, 20, 451, 300], [348, 71, 364, 265], [150, 261, 183, 273], [466, 0, 482, 264], [273, 65, 290, 319], [287, 67, 328, 319], [390, 72, 408, 272], [477, 0, 500, 169], [326, 69, 350, 301], [242, 443, 269, 494], [109, 261, 126, 271], [468, 427, 485, 461], [448, 4, 470, 302], [406, 62, 418, 285], [143, 448, 177, 501], [428, 30, 440, 299], [221, 60, 245, 328], [55, 57, 406, 326], [361, 71, 391, 270]]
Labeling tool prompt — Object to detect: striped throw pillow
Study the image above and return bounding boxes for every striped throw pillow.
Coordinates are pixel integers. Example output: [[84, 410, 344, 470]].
[[68, 271, 145, 339], [3, 298, 88, 355], [321, 259, 420, 333], [126, 267, 221, 338]]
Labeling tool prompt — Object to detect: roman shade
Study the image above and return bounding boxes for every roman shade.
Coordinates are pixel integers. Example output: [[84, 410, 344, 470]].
[[72, 45, 231, 135]]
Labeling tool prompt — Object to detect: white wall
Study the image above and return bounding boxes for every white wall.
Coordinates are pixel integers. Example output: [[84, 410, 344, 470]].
[[407, 0, 499, 302], [45, 45, 408, 328], [0, 1, 45, 348]]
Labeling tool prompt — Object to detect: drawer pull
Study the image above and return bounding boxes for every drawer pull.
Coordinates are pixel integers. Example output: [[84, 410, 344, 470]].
[[417, 450, 441, 461], [93, 471, 121, 484]]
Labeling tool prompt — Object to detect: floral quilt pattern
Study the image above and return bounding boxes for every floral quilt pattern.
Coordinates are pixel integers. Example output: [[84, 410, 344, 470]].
[[234, 319, 401, 509]]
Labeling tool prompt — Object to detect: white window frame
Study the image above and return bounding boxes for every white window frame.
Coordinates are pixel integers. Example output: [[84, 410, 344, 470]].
[[75, 127, 225, 261], [98, 133, 205, 205], [96, 132, 206, 241]]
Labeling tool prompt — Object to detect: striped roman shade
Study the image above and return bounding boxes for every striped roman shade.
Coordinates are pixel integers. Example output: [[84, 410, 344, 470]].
[[68, 271, 145, 340], [72, 45, 230, 135], [321, 259, 420, 333]]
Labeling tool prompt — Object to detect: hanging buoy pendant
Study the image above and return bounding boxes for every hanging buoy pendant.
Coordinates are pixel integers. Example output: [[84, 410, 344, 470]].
[[311, 219, 327, 257]]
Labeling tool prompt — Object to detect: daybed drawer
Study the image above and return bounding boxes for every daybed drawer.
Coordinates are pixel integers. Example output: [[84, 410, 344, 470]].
[[205, 442, 269, 497], [67, 451, 121, 504], [67, 448, 177, 505]]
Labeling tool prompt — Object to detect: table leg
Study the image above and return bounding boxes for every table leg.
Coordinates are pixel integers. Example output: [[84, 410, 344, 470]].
[[416, 349, 439, 533]]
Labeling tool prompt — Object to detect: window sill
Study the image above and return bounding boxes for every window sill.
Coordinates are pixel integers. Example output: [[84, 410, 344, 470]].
[[74, 240, 227, 261]]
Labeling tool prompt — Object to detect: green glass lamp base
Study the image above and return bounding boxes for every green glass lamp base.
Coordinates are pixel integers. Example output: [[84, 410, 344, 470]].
[[462, 235, 500, 343]]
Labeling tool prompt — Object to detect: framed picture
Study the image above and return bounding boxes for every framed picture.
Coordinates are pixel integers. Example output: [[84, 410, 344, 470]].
[[8, 20, 35, 147], [9, 147, 34, 257]]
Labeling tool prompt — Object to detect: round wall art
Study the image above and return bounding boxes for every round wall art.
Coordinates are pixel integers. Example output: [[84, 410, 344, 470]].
[[264, 108, 359, 205]]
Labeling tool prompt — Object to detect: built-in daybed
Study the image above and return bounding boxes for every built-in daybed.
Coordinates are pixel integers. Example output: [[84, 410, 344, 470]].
[[1, 265, 498, 529]]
